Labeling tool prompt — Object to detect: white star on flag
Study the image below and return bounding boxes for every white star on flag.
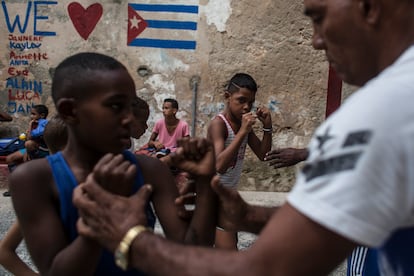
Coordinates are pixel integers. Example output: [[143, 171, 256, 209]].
[[130, 16, 141, 29]]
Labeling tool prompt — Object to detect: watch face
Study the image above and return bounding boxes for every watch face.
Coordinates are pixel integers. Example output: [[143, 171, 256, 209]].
[[115, 249, 128, 270]]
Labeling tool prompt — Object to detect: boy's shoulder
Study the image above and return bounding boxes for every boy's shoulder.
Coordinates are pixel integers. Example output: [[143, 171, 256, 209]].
[[134, 153, 176, 192], [11, 158, 51, 175], [10, 158, 52, 181], [135, 154, 169, 174], [208, 115, 229, 140], [135, 153, 163, 167], [9, 158, 54, 196], [134, 153, 170, 177], [208, 115, 227, 130], [156, 117, 165, 123]]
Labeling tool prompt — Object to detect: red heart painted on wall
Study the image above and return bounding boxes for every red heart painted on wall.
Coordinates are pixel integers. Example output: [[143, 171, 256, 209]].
[[68, 2, 103, 40]]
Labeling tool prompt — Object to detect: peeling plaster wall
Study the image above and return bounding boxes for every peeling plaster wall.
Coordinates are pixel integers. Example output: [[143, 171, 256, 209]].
[[0, 0, 351, 191]]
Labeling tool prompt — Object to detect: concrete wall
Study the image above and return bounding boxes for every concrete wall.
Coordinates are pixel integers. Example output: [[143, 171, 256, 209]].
[[0, 0, 354, 191]]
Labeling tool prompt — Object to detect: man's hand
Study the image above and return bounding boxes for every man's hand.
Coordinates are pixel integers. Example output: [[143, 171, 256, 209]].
[[210, 176, 249, 231], [265, 148, 308, 169], [91, 153, 136, 196], [73, 180, 153, 252], [170, 137, 215, 176]]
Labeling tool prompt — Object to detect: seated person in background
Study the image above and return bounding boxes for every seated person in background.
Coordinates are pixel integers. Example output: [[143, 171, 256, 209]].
[[24, 104, 49, 160], [3, 105, 49, 197], [0, 115, 67, 275], [148, 98, 190, 158], [132, 97, 190, 193], [6, 104, 50, 165]]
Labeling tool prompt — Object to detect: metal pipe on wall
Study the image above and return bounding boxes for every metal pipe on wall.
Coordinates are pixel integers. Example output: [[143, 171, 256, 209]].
[[190, 75, 200, 137]]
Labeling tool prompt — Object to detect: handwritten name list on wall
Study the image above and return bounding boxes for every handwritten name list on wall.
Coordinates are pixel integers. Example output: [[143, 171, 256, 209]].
[[2, 1, 57, 115]]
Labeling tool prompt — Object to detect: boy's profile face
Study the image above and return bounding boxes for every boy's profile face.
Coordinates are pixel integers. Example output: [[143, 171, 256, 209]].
[[131, 109, 149, 139], [162, 102, 176, 118], [74, 68, 136, 154], [30, 109, 42, 121]]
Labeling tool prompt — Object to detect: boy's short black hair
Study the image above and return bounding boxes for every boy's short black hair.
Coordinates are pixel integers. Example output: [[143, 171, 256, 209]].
[[51, 52, 127, 104], [225, 73, 258, 94], [33, 104, 49, 118], [164, 98, 179, 109], [132, 96, 149, 117], [43, 115, 68, 154]]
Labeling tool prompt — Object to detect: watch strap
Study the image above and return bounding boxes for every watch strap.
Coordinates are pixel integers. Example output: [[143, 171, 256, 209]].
[[115, 225, 151, 270]]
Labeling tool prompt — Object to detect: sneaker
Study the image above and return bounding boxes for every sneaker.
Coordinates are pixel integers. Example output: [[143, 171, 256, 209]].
[[155, 148, 170, 158], [3, 190, 11, 197]]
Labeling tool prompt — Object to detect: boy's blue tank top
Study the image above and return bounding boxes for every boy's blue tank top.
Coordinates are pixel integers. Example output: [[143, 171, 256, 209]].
[[47, 151, 155, 276]]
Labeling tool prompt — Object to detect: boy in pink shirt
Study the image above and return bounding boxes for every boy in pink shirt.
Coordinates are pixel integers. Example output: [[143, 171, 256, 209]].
[[148, 98, 189, 157]]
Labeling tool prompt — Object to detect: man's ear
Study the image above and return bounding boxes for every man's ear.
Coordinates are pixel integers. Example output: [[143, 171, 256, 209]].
[[358, 0, 381, 25], [56, 98, 78, 124]]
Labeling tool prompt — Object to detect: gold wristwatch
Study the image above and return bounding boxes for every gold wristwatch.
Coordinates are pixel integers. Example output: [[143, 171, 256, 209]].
[[114, 225, 151, 270]]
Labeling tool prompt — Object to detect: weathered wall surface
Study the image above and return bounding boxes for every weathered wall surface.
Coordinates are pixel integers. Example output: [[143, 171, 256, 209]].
[[0, 0, 351, 191]]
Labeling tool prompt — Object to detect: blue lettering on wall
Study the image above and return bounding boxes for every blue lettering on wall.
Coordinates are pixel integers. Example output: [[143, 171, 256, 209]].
[[1, 1, 31, 33], [6, 78, 42, 93], [34, 1, 58, 36], [1, 1, 57, 36], [7, 101, 35, 115], [9, 41, 42, 51]]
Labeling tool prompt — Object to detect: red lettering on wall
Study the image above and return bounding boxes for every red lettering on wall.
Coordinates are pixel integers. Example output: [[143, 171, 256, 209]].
[[8, 67, 29, 76], [8, 89, 41, 101]]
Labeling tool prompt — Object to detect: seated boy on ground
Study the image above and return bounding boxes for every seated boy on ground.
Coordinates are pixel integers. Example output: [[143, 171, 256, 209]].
[[9, 52, 217, 275], [147, 98, 190, 158], [3, 105, 50, 197], [5, 104, 49, 165], [131, 96, 190, 193], [0, 115, 68, 276], [24, 104, 49, 160]]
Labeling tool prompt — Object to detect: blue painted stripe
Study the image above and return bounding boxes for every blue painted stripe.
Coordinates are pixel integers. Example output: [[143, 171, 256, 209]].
[[129, 4, 198, 14], [130, 38, 196, 50], [146, 20, 197, 30]]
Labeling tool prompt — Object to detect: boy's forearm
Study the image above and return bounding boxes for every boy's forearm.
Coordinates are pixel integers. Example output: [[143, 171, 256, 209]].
[[259, 130, 272, 160], [0, 222, 37, 275], [46, 236, 102, 276], [241, 205, 278, 234], [0, 252, 38, 276], [129, 231, 242, 275], [184, 175, 218, 245]]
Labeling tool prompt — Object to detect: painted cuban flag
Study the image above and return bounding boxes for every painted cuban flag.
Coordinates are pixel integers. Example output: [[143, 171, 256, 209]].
[[127, 1, 199, 50]]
